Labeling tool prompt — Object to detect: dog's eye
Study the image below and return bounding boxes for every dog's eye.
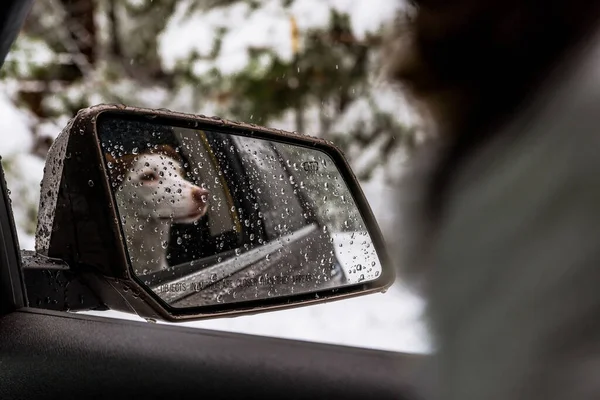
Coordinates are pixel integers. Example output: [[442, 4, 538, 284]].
[[140, 172, 157, 182]]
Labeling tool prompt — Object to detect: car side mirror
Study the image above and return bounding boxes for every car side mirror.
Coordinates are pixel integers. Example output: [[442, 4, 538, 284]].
[[24, 105, 394, 322]]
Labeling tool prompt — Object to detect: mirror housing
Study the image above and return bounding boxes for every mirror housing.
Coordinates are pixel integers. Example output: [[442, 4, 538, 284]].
[[30, 104, 394, 322]]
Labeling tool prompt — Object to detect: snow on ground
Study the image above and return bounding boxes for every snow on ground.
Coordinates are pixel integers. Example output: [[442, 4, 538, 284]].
[[5, 153, 45, 251], [331, 231, 381, 283], [82, 178, 432, 354], [0, 92, 33, 156], [0, 92, 44, 250], [83, 280, 430, 354]]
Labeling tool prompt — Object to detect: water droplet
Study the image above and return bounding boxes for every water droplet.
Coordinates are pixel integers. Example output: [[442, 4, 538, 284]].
[[88, 180, 94, 187]]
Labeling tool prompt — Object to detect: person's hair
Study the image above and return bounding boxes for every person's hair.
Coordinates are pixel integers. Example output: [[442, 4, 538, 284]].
[[386, 0, 600, 221]]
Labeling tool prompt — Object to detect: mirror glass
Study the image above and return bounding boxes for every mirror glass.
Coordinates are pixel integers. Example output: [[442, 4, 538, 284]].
[[97, 115, 383, 308]]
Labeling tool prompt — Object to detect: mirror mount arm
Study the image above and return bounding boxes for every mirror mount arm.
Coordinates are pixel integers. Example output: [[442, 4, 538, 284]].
[[20, 250, 109, 313]]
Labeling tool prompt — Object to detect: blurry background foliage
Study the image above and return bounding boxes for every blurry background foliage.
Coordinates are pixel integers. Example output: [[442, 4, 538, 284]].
[[0, 0, 422, 240]]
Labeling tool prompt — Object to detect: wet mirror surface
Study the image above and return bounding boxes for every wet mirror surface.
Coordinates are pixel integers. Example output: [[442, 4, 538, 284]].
[[97, 115, 383, 308]]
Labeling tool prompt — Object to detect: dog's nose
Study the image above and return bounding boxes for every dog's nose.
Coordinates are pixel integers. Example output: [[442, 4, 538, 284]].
[[192, 187, 210, 205]]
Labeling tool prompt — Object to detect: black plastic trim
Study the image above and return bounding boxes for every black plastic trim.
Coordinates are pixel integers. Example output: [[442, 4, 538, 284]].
[[0, 0, 34, 70], [0, 308, 428, 400], [0, 162, 26, 315]]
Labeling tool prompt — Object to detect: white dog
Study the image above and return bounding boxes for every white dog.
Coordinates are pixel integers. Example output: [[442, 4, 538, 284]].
[[105, 145, 209, 276]]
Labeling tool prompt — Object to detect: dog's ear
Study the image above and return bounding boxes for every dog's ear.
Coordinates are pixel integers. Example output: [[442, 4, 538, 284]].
[[104, 152, 137, 187], [105, 152, 117, 166]]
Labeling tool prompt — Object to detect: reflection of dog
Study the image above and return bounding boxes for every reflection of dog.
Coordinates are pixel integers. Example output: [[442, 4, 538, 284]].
[[105, 145, 209, 275]]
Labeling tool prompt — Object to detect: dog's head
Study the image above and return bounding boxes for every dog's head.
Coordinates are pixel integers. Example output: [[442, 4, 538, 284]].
[[106, 145, 210, 224]]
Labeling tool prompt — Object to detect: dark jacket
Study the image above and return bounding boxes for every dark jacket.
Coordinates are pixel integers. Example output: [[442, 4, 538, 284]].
[[396, 22, 600, 400]]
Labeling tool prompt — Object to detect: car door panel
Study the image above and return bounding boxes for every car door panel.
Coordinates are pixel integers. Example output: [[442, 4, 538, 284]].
[[0, 309, 427, 400]]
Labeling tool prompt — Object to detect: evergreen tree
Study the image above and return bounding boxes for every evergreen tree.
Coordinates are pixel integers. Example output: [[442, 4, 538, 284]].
[[0, 0, 419, 240]]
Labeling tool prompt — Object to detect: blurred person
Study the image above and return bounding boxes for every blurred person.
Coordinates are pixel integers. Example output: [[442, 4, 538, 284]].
[[385, 1, 600, 399]]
